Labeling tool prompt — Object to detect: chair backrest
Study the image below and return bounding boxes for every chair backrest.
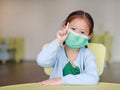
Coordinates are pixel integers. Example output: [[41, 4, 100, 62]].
[[44, 43, 106, 76], [88, 43, 106, 76]]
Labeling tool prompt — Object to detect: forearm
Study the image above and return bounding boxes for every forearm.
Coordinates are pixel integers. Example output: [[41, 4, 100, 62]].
[[62, 72, 99, 85], [36, 40, 60, 67]]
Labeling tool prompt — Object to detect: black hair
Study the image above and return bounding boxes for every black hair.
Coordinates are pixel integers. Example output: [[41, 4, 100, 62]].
[[64, 10, 94, 35]]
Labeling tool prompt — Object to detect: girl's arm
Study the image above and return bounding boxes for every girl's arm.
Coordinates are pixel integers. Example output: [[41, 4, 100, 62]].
[[62, 52, 99, 85], [37, 23, 69, 68], [36, 39, 60, 67]]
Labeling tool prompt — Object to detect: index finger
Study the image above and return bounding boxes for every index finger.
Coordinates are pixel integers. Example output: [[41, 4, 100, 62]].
[[64, 22, 69, 31]]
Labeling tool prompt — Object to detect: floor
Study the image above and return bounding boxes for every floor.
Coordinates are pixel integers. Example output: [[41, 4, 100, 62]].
[[0, 61, 120, 86]]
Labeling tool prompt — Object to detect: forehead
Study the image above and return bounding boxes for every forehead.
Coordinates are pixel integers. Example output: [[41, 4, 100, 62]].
[[69, 18, 90, 31]]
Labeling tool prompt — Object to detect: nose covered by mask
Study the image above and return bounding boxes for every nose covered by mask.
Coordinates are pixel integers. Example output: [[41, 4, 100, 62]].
[[65, 29, 89, 50]]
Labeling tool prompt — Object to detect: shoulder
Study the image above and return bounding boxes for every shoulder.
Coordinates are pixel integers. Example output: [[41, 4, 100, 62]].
[[80, 47, 95, 60], [81, 47, 94, 56]]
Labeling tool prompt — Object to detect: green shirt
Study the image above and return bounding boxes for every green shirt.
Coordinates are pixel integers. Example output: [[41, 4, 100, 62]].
[[63, 49, 80, 76]]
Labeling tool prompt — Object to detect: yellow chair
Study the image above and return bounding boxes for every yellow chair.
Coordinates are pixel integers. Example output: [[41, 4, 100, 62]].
[[44, 43, 106, 76], [88, 43, 106, 76], [14, 38, 24, 63], [7, 37, 24, 63]]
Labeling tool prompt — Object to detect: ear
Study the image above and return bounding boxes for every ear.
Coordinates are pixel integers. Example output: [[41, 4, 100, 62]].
[[88, 35, 92, 39], [88, 33, 94, 42]]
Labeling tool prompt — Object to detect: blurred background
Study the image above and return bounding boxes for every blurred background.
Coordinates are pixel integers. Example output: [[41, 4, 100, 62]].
[[0, 0, 120, 86]]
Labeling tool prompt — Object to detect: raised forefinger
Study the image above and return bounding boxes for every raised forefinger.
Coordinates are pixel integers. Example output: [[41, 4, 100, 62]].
[[64, 22, 69, 31]]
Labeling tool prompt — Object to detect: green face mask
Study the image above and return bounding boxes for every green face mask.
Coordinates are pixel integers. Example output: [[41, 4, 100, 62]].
[[65, 29, 89, 50]]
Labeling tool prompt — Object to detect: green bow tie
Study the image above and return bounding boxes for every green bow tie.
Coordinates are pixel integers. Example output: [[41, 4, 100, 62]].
[[63, 62, 80, 76]]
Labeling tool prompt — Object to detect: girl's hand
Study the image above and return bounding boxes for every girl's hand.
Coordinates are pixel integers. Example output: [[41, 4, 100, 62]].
[[56, 23, 69, 45], [38, 78, 62, 86]]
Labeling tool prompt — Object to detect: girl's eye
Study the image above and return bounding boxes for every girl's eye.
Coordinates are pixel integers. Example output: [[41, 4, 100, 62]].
[[71, 28, 76, 30], [80, 31, 85, 34]]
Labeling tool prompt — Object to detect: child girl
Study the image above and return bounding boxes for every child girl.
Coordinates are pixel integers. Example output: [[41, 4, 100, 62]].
[[36, 10, 99, 85]]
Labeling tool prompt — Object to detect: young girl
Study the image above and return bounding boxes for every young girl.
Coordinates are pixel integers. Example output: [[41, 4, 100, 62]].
[[36, 10, 99, 85]]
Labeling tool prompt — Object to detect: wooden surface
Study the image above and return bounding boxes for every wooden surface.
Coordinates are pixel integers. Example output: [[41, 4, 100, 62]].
[[0, 83, 120, 90]]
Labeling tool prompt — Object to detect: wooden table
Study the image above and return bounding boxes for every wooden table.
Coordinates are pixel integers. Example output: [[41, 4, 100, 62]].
[[0, 82, 120, 90]]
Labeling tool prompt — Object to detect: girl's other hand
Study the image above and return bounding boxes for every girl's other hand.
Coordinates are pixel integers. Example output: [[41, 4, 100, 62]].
[[56, 23, 69, 45], [38, 78, 62, 86]]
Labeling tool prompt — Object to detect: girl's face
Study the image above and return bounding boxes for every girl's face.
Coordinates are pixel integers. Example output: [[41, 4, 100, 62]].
[[68, 18, 90, 37]]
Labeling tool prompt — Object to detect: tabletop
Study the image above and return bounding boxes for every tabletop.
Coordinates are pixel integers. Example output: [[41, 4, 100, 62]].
[[0, 82, 120, 90]]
